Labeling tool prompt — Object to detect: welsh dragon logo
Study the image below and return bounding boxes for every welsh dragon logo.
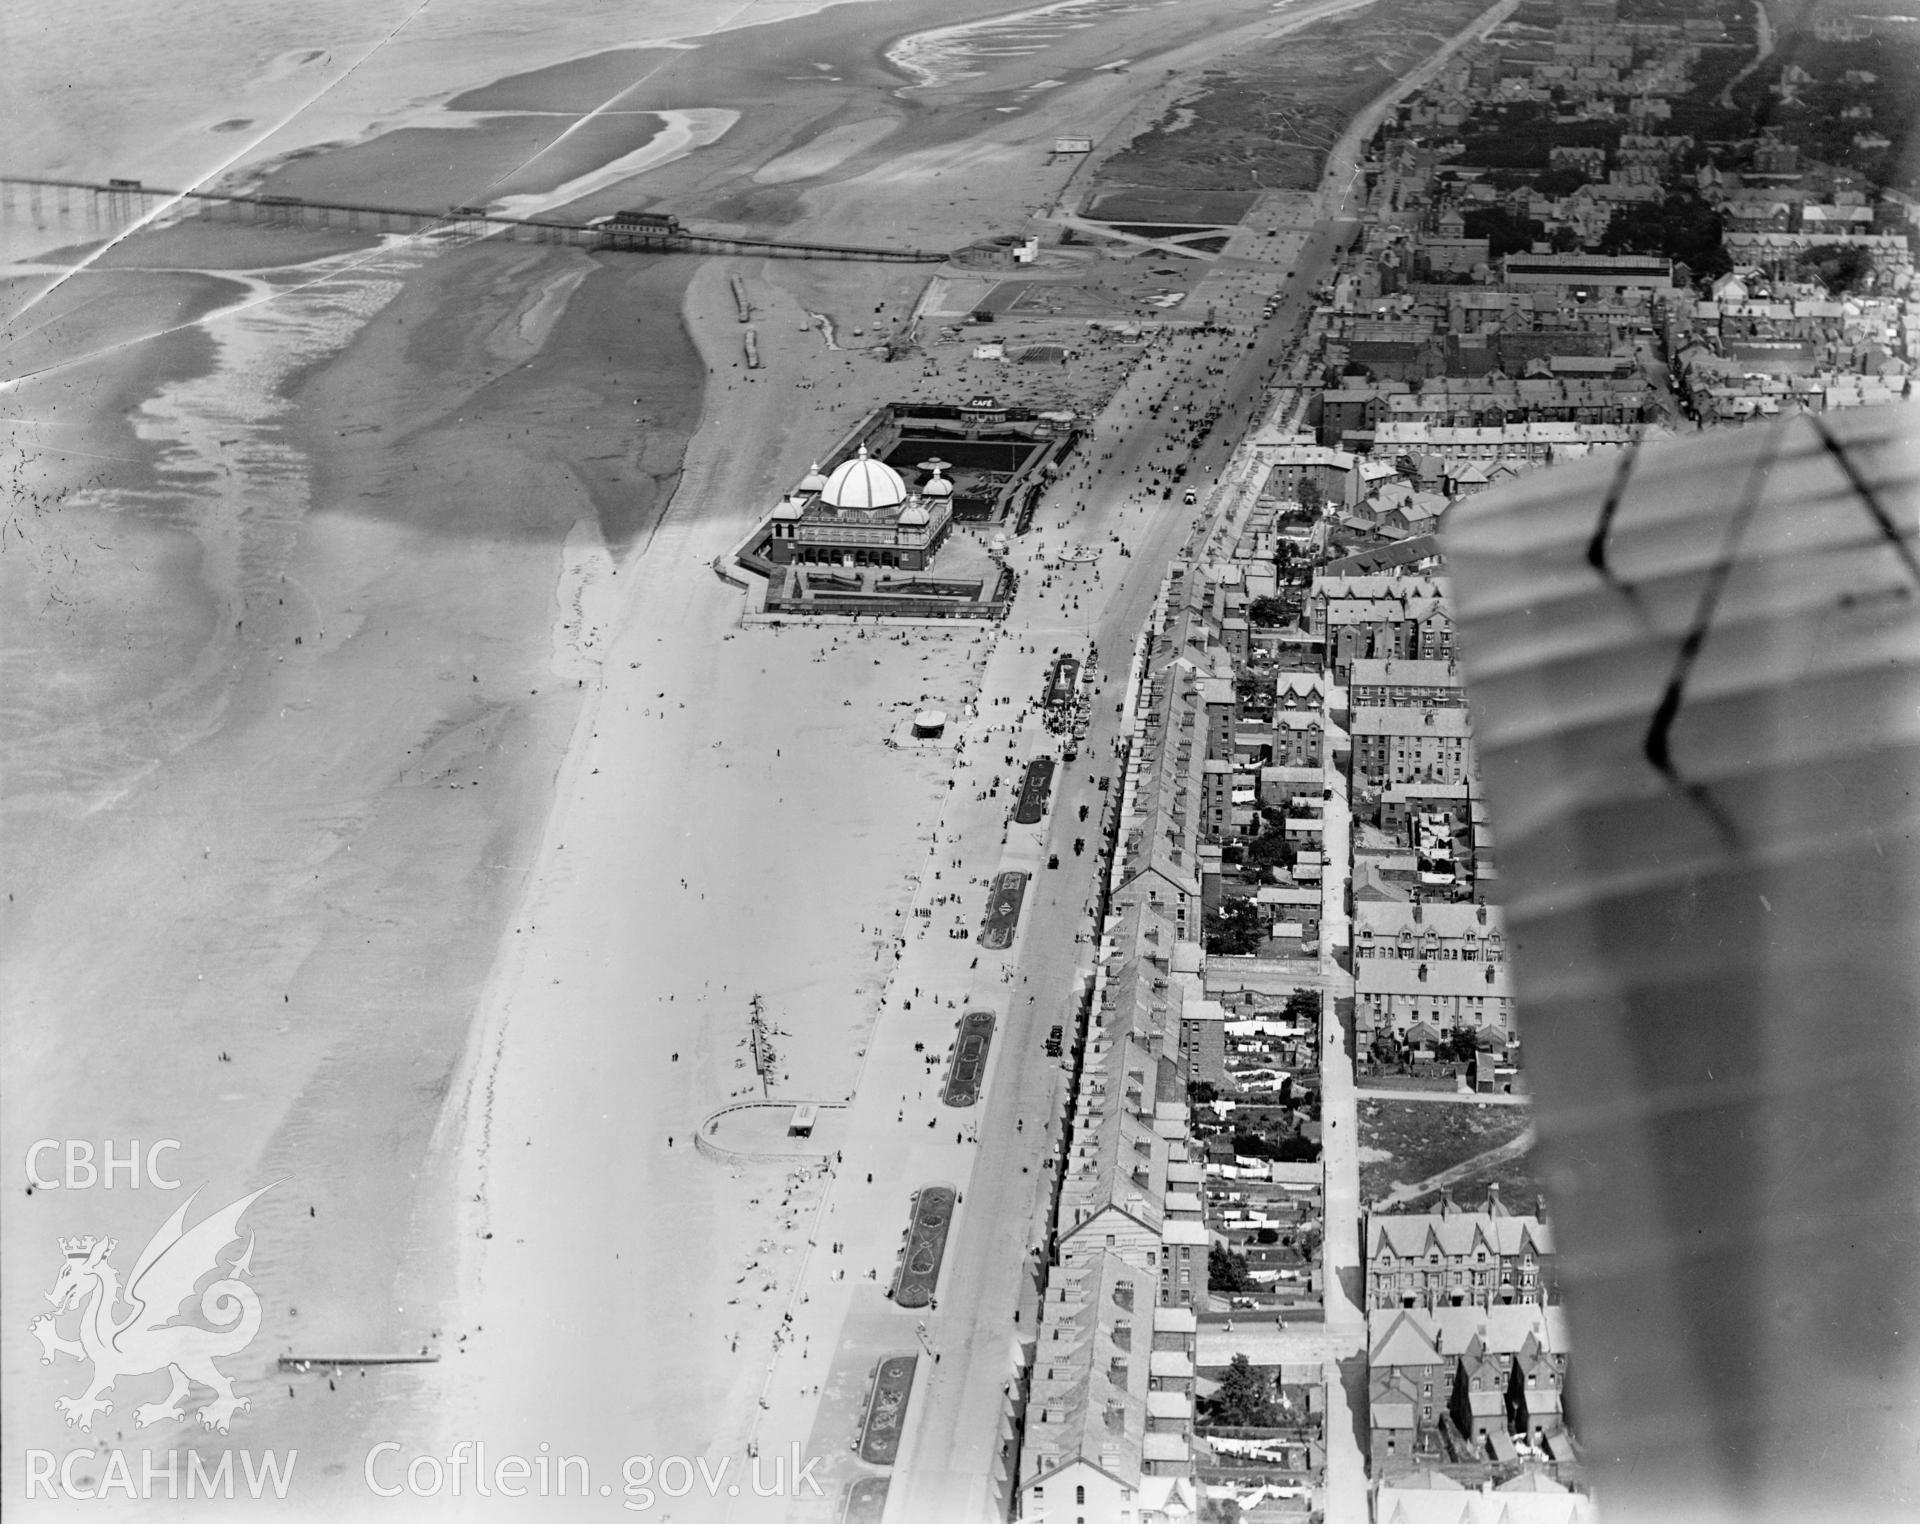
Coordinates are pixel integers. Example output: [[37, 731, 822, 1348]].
[[30, 1185, 271, 1434]]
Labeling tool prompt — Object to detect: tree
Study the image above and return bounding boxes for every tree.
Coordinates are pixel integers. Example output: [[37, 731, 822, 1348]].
[[1232, 1131, 1282, 1160], [1211, 1354, 1280, 1427], [1462, 205, 1545, 259], [1533, 165, 1589, 198], [1206, 899, 1266, 956], [1597, 190, 1729, 279], [1247, 596, 1289, 627], [1209, 1244, 1256, 1293], [1282, 988, 1323, 1026], [1296, 477, 1325, 517], [1245, 829, 1296, 874], [1188, 1079, 1220, 1106], [1797, 242, 1874, 295], [1276, 1132, 1321, 1163]]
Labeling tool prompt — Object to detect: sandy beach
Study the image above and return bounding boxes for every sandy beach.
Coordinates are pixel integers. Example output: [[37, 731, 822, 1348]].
[[4, 0, 1381, 1516]]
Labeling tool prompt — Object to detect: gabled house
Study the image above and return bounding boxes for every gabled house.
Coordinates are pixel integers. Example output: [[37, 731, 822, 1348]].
[[1366, 1197, 1557, 1310], [1450, 1333, 1516, 1451], [1507, 1327, 1569, 1441]]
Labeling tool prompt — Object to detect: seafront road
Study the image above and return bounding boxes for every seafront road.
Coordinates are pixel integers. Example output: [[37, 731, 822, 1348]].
[[849, 207, 1380, 1524], [739, 295, 1303, 1523]]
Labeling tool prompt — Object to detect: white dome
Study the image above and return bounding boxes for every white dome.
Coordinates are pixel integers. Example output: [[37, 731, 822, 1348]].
[[798, 461, 827, 493], [820, 445, 906, 510], [919, 467, 953, 498], [899, 502, 930, 527]]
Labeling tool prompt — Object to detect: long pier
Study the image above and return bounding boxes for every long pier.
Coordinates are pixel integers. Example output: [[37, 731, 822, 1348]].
[[0, 175, 950, 265]]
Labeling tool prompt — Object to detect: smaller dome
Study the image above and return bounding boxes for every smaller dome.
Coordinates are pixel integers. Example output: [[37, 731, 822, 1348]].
[[917, 458, 954, 498], [798, 461, 827, 493], [899, 502, 930, 527], [771, 494, 806, 521]]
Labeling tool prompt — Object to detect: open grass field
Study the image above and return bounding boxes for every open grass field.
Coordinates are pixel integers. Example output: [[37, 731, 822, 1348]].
[[1085, 189, 1260, 224], [1090, 0, 1486, 194], [1358, 1097, 1547, 1213]]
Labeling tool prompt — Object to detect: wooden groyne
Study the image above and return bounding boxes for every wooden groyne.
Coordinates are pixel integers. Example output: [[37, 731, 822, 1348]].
[[0, 175, 951, 265], [279, 1353, 439, 1369]]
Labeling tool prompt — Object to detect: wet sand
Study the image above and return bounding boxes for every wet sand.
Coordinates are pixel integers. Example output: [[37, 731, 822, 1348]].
[[260, 113, 672, 208], [36, 223, 382, 272], [1, 268, 245, 838], [2, 235, 704, 1504], [445, 50, 690, 114]]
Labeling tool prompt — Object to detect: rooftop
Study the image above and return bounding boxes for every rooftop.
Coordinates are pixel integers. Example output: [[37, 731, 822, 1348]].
[[1356, 958, 1512, 998], [820, 445, 906, 510], [1351, 707, 1475, 739]]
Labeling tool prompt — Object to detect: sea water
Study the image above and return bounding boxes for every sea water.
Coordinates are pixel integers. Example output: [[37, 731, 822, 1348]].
[[2, 0, 880, 191]]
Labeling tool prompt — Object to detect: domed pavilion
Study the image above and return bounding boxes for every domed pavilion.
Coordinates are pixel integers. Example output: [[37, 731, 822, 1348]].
[[759, 445, 955, 570]]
